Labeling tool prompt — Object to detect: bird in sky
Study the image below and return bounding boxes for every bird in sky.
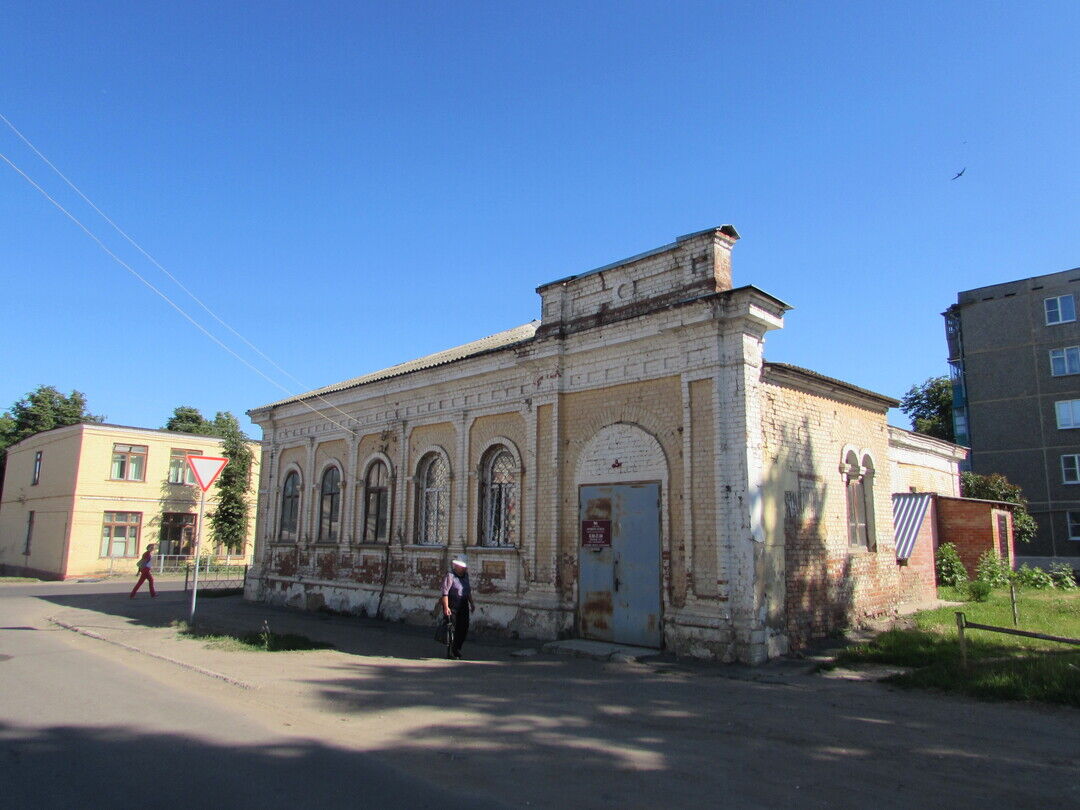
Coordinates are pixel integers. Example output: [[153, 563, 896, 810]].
[[951, 167, 966, 180]]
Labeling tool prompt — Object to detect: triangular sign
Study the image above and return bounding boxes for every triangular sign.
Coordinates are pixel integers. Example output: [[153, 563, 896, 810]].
[[187, 455, 229, 492]]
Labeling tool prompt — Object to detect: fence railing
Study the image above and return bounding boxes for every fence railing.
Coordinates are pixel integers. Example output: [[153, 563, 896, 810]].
[[185, 564, 248, 593], [157, 554, 248, 574], [954, 611, 1080, 669]]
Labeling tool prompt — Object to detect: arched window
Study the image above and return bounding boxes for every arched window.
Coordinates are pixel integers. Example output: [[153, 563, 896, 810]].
[[363, 460, 391, 543], [843, 451, 875, 550], [279, 471, 301, 541], [318, 466, 341, 542], [416, 452, 449, 545], [479, 446, 517, 547]]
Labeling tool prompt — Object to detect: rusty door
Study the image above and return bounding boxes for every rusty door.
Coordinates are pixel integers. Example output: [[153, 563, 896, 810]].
[[578, 483, 661, 647]]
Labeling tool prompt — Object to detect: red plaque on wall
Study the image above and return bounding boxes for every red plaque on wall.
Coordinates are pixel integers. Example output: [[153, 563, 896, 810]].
[[581, 519, 612, 548]]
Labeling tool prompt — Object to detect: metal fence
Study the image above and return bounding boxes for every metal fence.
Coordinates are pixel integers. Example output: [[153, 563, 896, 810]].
[[155, 554, 248, 574], [184, 562, 248, 593]]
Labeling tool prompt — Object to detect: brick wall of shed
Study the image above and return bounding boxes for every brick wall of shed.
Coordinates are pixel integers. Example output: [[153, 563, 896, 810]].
[[937, 499, 1014, 577]]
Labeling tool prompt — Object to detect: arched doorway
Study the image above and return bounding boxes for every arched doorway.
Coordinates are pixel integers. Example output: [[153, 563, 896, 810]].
[[575, 423, 666, 648]]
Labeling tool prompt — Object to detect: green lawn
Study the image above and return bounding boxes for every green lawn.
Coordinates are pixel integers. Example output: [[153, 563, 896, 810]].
[[173, 621, 334, 652], [835, 588, 1080, 707]]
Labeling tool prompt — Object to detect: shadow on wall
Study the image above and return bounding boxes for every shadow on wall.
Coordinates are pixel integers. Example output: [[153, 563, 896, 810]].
[[763, 416, 855, 651]]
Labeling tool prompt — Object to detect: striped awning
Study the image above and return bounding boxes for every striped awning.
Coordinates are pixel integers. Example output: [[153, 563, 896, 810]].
[[893, 493, 933, 561]]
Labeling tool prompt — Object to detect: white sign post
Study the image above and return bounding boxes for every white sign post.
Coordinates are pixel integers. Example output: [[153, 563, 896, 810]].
[[186, 455, 229, 624]]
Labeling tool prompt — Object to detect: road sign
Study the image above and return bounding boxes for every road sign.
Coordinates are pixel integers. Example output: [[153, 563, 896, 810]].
[[186, 455, 229, 492]]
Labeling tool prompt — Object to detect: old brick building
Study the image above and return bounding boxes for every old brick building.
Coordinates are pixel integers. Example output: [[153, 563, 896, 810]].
[[245, 227, 961, 663]]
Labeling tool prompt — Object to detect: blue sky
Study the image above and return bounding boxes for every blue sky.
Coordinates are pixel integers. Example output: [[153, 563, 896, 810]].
[[2, 1, 1077, 436]]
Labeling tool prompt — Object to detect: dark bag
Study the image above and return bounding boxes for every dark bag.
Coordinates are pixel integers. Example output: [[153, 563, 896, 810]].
[[434, 615, 452, 644]]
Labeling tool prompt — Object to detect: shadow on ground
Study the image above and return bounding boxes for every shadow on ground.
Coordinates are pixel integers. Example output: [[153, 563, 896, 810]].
[[0, 720, 499, 810]]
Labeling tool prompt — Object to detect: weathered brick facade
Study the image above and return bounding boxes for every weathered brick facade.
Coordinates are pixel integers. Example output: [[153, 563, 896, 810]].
[[246, 227, 964, 663]]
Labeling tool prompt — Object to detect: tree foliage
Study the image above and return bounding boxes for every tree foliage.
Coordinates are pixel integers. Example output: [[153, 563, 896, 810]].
[[960, 471, 1037, 544], [163, 405, 215, 435], [900, 376, 955, 442], [167, 406, 255, 554], [0, 385, 103, 496], [207, 412, 255, 554]]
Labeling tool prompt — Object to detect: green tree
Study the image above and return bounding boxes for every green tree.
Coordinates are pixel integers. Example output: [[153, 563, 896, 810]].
[[0, 385, 103, 496], [900, 376, 955, 442], [163, 405, 215, 435], [960, 471, 1037, 544], [206, 412, 255, 554]]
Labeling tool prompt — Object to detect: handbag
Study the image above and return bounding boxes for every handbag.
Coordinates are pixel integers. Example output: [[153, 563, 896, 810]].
[[434, 615, 452, 644]]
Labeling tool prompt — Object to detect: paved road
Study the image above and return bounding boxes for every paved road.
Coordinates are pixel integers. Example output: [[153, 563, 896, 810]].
[[0, 581, 500, 809], [2, 579, 1078, 809]]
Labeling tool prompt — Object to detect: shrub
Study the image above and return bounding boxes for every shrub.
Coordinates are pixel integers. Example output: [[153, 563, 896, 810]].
[[965, 580, 992, 602], [1049, 563, 1078, 590], [1013, 564, 1054, 589], [936, 543, 968, 587], [975, 550, 1012, 588]]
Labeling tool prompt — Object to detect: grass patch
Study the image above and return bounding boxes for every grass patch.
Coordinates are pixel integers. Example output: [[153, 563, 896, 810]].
[[173, 620, 333, 652], [835, 589, 1080, 707], [0, 576, 43, 583]]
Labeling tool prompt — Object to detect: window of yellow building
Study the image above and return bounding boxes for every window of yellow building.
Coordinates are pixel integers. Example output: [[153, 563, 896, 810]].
[[111, 444, 147, 481], [101, 512, 141, 557], [168, 449, 200, 485]]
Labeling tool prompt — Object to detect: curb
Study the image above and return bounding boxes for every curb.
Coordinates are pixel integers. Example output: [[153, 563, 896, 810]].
[[49, 617, 254, 690]]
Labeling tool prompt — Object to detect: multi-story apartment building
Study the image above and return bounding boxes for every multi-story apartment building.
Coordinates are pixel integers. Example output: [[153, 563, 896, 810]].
[[0, 423, 260, 579], [946, 267, 1080, 565]]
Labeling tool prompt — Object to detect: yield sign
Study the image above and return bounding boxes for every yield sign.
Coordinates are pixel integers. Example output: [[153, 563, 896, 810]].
[[186, 455, 229, 492]]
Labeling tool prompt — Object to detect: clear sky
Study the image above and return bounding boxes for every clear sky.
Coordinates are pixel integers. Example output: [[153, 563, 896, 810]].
[[2, 1, 1077, 437]]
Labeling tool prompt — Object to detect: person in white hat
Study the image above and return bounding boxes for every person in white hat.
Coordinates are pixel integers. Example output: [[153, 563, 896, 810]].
[[440, 558, 474, 659]]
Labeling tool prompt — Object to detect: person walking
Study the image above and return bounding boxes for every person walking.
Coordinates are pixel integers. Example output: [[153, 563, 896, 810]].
[[130, 543, 157, 599], [439, 558, 473, 659]]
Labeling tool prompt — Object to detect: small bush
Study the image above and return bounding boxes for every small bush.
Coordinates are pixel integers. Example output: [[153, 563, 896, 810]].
[[966, 580, 992, 602], [936, 543, 968, 587], [975, 550, 1011, 588], [1049, 563, 1078, 590], [1013, 564, 1054, 589]]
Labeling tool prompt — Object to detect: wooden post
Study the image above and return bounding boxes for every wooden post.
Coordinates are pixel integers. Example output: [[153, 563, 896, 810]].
[[955, 611, 967, 670], [1010, 582, 1019, 627]]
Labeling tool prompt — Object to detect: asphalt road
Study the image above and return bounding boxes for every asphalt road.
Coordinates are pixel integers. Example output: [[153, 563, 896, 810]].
[[0, 581, 501, 809], [2, 579, 1079, 809]]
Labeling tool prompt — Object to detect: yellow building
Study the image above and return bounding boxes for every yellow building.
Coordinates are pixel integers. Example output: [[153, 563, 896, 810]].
[[0, 423, 260, 579]]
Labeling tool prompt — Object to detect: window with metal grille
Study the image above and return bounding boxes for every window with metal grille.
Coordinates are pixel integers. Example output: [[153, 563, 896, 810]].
[[416, 453, 449, 545], [363, 460, 390, 543], [32, 451, 42, 485], [279, 471, 301, 541], [319, 466, 341, 542], [479, 447, 517, 547]]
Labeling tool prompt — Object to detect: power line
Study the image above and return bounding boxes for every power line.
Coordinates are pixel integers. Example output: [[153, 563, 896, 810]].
[[0, 147, 360, 438], [0, 112, 363, 433]]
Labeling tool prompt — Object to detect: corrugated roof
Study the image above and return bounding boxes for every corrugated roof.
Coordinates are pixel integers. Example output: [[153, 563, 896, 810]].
[[893, 492, 933, 561], [256, 321, 540, 411]]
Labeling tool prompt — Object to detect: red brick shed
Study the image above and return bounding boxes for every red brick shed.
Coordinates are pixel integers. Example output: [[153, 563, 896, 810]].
[[893, 493, 1015, 604]]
